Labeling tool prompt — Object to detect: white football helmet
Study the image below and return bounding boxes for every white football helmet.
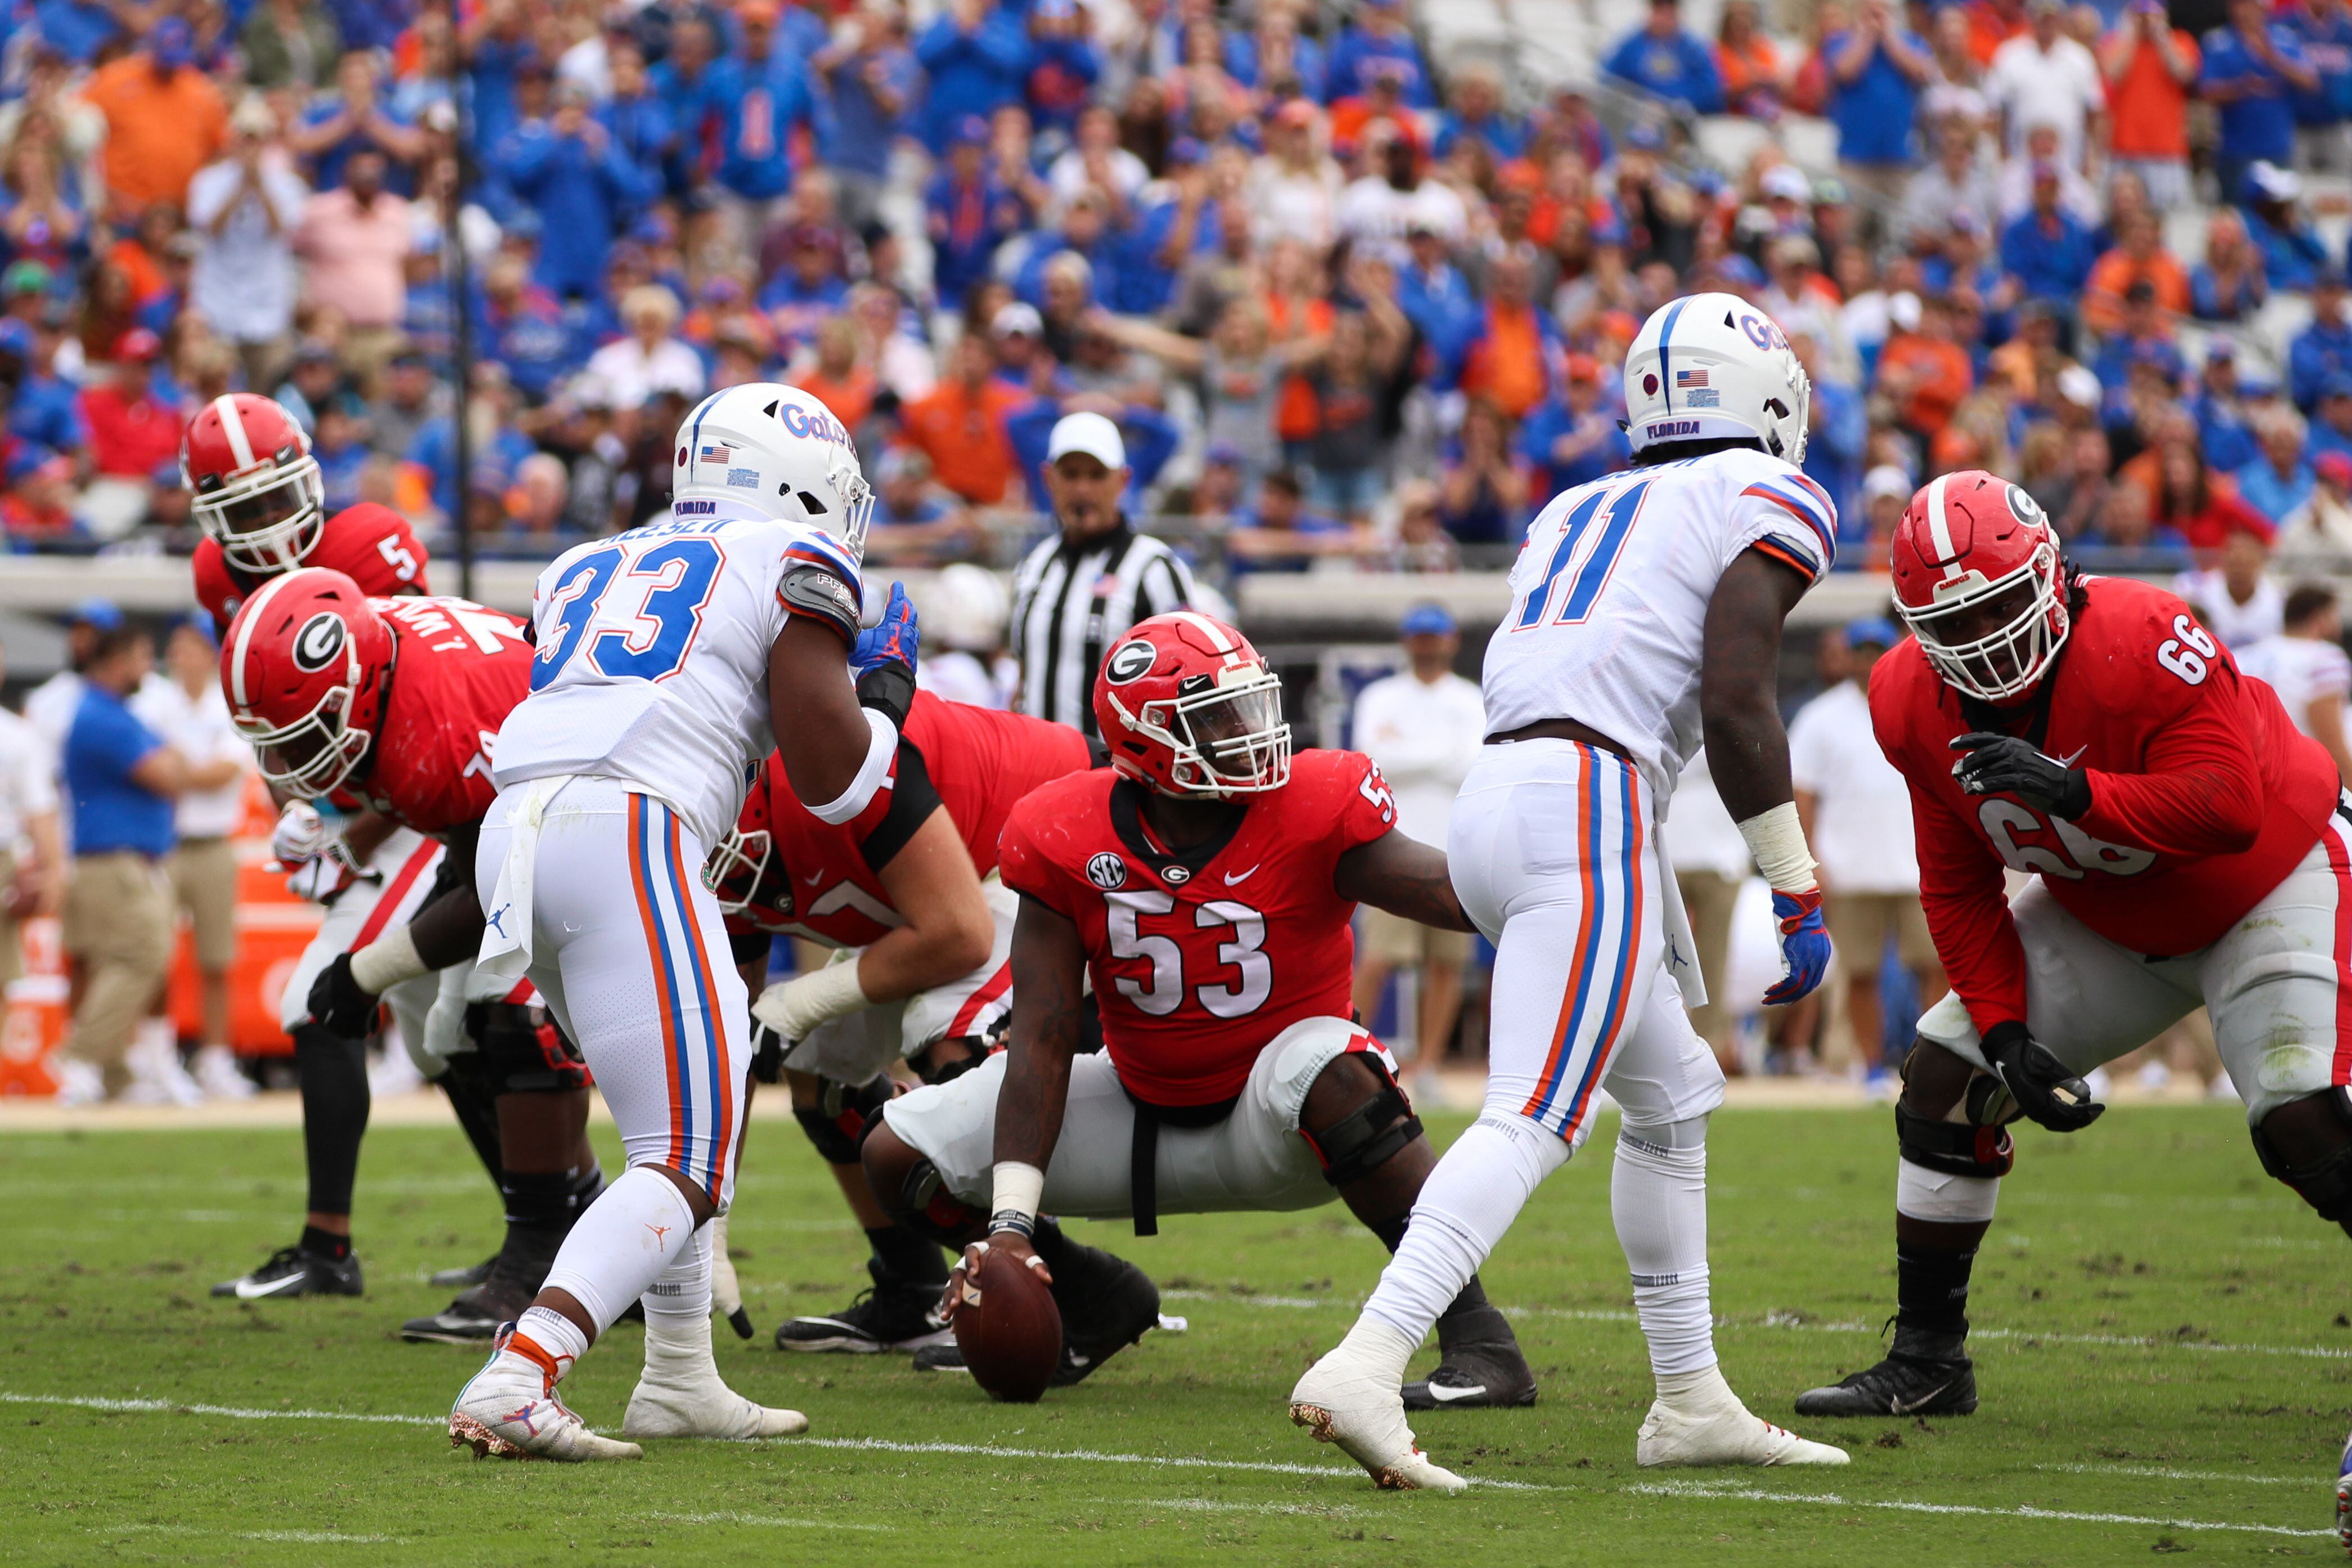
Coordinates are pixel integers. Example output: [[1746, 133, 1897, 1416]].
[[672, 382, 875, 559], [1622, 292, 1811, 463], [921, 562, 1009, 653]]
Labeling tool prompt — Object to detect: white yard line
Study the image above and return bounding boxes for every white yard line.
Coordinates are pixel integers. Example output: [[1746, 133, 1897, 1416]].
[[647, 1511, 890, 1531], [2037, 1463, 2311, 1486], [1141, 1497, 1368, 1517], [1629, 1479, 2333, 1539], [93, 1524, 401, 1544], [2, 1390, 440, 1425]]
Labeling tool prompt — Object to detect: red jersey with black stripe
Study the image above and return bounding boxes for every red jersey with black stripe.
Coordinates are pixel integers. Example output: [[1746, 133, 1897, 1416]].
[[1872, 575, 2340, 1034], [725, 693, 1094, 948], [997, 749, 1399, 1106], [350, 596, 534, 835], [194, 503, 431, 635]]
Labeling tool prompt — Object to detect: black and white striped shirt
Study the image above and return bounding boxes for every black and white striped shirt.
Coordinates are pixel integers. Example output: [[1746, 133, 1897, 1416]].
[[1009, 522, 1195, 737]]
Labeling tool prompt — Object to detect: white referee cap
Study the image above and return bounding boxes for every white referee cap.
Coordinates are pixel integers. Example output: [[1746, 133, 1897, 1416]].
[[1047, 410, 1126, 470]]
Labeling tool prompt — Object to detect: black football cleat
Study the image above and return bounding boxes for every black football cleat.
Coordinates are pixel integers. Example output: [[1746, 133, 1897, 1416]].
[[1794, 1324, 1979, 1417], [427, 1255, 496, 1290], [1046, 1242, 1161, 1387], [1403, 1303, 1539, 1410], [912, 1342, 970, 1374], [212, 1245, 363, 1301], [775, 1258, 951, 1353]]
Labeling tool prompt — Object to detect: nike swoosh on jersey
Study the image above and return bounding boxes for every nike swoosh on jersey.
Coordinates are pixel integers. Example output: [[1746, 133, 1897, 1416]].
[[803, 871, 824, 885], [1424, 1382, 1489, 1404], [2054, 745, 2088, 767], [1222, 864, 1261, 885]]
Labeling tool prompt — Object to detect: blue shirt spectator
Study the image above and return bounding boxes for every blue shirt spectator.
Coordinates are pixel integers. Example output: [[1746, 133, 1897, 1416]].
[[1024, 3, 1101, 140], [1394, 245, 1480, 371], [292, 53, 423, 196], [2237, 442, 2316, 521], [2243, 183, 2333, 289], [1225, 23, 1327, 101], [477, 263, 580, 401], [2201, 3, 2319, 195], [35, 0, 123, 62], [598, 52, 680, 186], [1518, 379, 1631, 496], [2287, 0, 2352, 122], [1821, 10, 1933, 167], [499, 98, 656, 300], [2000, 187, 2100, 300], [65, 667, 174, 859], [1014, 197, 1126, 312], [2310, 387, 2352, 462], [649, 17, 727, 190], [2291, 274, 2352, 409], [1803, 375, 1870, 531], [2191, 361, 2263, 473], [913, 1, 1033, 152], [1005, 401, 1178, 505], [409, 404, 539, 521], [814, 26, 921, 182], [709, 16, 831, 201], [1604, 0, 1726, 114], [925, 121, 1025, 308], [1325, 0, 1435, 105], [467, 34, 538, 158]]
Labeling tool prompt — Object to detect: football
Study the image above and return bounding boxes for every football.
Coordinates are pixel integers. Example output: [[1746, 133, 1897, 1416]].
[[951, 1242, 1063, 1403]]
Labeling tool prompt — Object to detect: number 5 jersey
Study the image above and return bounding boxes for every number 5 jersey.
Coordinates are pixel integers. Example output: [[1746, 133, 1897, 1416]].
[[1870, 574, 2341, 1036], [997, 749, 1400, 1109]]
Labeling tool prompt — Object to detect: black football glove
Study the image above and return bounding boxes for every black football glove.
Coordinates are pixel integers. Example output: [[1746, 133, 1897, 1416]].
[[307, 952, 382, 1040], [1949, 732, 2090, 818], [748, 1013, 787, 1085], [1981, 1019, 2104, 1132]]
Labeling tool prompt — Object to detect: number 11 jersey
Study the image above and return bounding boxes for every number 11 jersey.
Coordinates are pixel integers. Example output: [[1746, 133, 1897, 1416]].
[[493, 500, 861, 850], [997, 749, 1399, 1108], [1480, 448, 1836, 800]]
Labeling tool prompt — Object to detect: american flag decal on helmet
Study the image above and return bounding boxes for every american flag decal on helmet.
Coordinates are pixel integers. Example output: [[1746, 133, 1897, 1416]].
[[1675, 368, 1709, 388], [697, 441, 733, 465]]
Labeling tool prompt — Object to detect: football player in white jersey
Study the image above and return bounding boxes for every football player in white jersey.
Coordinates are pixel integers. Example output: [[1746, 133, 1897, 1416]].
[[447, 383, 919, 1460], [1291, 294, 1852, 1488]]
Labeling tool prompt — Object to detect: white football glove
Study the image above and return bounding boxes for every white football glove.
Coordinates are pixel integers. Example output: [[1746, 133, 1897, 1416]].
[[748, 956, 872, 1045], [270, 800, 333, 867]]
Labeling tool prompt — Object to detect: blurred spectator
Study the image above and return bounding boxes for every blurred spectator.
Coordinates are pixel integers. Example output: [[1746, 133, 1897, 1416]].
[[1096, 299, 1326, 490], [2235, 583, 2352, 778], [899, 332, 1027, 504], [707, 1, 832, 258], [1437, 397, 1531, 548], [1876, 292, 1974, 447], [2154, 437, 2275, 550], [2284, 450, 2352, 553], [131, 618, 250, 1100], [812, 3, 919, 231], [1225, 467, 1363, 571], [2078, 474, 2192, 562], [2292, 267, 2352, 409], [2103, 0, 2201, 208], [1437, 62, 1527, 160], [187, 97, 309, 387], [1328, 0, 1435, 106], [78, 330, 180, 537], [1790, 617, 1945, 1081], [80, 17, 228, 218], [2313, 377, 2352, 462], [926, 115, 1025, 312], [290, 50, 427, 195], [1606, 0, 1727, 116], [1455, 248, 1557, 422], [864, 446, 979, 565], [2241, 162, 2331, 289], [1993, 119, 2100, 223], [293, 150, 411, 383], [240, 0, 344, 91], [499, 82, 651, 301], [2179, 521, 2285, 643], [2, 443, 80, 544], [1714, 0, 1789, 118], [2084, 213, 2189, 335], [2000, 161, 2098, 302], [1901, 113, 1999, 243], [1852, 464, 1913, 568], [1379, 476, 1462, 572], [0, 638, 64, 1064], [2202, 0, 2320, 203], [1824, 0, 1932, 204], [2190, 210, 2270, 321], [1349, 603, 1484, 1082], [1987, 0, 2104, 170], [584, 285, 704, 411], [914, 0, 1034, 153], [2238, 404, 2318, 522]]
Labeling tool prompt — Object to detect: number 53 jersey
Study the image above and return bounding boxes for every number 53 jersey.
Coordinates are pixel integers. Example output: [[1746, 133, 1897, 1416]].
[[493, 503, 861, 850], [998, 749, 1400, 1108], [1870, 575, 2341, 1034]]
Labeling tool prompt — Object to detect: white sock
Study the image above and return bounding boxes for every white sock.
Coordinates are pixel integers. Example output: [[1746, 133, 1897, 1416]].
[[507, 1304, 589, 1384], [1612, 1117, 1716, 1381], [640, 1224, 716, 1383], [540, 1164, 698, 1333], [1895, 1160, 2001, 1223], [1362, 1110, 1569, 1342]]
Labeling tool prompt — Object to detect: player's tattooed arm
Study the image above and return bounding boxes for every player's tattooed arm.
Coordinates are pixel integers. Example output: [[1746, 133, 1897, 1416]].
[[1700, 548, 1812, 820], [1334, 830, 1476, 933], [992, 896, 1089, 1173]]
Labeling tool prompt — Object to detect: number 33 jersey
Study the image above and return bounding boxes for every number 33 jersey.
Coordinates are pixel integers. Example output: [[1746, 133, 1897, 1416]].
[[1871, 575, 2341, 1034], [998, 749, 1399, 1108], [1481, 449, 1835, 799], [494, 503, 860, 850]]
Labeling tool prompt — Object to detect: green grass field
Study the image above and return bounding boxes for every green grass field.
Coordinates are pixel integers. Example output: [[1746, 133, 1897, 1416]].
[[4, 1103, 2349, 1566]]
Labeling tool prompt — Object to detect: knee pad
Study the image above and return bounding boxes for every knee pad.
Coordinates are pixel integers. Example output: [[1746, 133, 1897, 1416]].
[[1895, 1098, 2015, 1180], [465, 1001, 592, 1095], [791, 1075, 893, 1166], [1300, 1059, 1424, 1187], [2252, 1088, 2352, 1232], [873, 1145, 983, 1247]]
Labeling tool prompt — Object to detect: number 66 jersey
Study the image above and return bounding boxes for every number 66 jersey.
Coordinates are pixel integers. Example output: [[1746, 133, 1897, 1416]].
[[997, 749, 1400, 1108], [1870, 574, 2340, 1034]]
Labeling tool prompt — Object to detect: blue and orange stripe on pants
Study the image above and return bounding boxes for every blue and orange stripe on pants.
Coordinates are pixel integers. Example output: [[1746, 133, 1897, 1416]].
[[625, 792, 735, 1204], [1520, 743, 1647, 1140]]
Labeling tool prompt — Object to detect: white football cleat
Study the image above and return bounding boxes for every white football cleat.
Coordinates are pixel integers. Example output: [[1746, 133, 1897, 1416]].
[[2333, 1430, 2352, 1553], [622, 1303, 805, 1440], [1289, 1319, 1468, 1493], [449, 1327, 642, 1463], [1636, 1365, 1848, 1468], [51, 1058, 105, 1108], [192, 1045, 256, 1101]]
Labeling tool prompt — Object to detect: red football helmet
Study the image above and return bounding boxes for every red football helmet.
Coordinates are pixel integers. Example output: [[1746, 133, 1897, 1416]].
[[181, 392, 325, 574], [220, 568, 395, 799], [703, 780, 793, 928], [1094, 611, 1291, 798], [1890, 469, 2071, 704]]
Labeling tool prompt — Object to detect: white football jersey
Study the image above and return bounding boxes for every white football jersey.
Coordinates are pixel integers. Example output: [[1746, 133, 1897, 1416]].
[[1480, 449, 1835, 801], [2235, 633, 2352, 738], [492, 498, 861, 849]]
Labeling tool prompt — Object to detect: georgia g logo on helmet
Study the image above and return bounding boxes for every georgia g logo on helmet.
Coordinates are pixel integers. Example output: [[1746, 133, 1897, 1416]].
[[292, 611, 347, 673], [1105, 639, 1156, 684]]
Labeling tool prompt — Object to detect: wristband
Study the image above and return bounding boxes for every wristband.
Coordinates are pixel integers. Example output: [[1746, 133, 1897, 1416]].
[[348, 924, 428, 993], [805, 708, 898, 825], [1736, 800, 1818, 894], [989, 1160, 1045, 1237]]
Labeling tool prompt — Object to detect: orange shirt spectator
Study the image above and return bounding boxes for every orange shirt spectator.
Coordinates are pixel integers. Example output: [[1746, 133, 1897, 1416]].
[[1265, 291, 1334, 442], [899, 339, 1029, 505], [2102, 10, 2198, 160], [1963, 0, 2027, 64], [796, 364, 879, 433], [79, 24, 228, 216], [1459, 302, 1551, 420], [1878, 319, 1974, 437], [2082, 244, 2190, 335]]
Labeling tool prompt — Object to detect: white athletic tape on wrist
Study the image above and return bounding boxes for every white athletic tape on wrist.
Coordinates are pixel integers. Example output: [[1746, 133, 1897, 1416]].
[[1736, 800, 1818, 894], [349, 924, 428, 992], [990, 1161, 1045, 1234], [750, 958, 871, 1043], [806, 709, 898, 826]]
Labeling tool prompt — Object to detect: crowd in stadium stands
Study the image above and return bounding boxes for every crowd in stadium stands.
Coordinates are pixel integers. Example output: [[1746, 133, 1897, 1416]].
[[1, 0, 2351, 599]]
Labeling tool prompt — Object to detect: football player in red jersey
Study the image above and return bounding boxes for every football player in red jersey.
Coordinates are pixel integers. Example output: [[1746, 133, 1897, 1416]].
[[862, 612, 1536, 1405], [185, 393, 501, 1306], [707, 692, 1095, 1353], [218, 569, 611, 1340], [1795, 473, 2352, 1450]]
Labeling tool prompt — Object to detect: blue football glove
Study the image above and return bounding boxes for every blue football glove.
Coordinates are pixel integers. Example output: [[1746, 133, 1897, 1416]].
[[850, 580, 919, 678], [1762, 888, 1832, 1006]]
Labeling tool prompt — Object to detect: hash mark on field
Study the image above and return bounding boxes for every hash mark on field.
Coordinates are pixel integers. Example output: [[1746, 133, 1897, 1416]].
[[796, 1435, 1545, 1489], [100, 1523, 401, 1544], [1143, 1498, 1368, 1518], [1, 1391, 438, 1426], [1632, 1480, 2332, 1538], [2037, 1463, 2309, 1486], [648, 1511, 890, 1531]]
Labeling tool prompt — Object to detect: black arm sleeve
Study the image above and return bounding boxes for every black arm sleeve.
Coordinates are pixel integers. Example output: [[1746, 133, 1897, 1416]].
[[858, 739, 944, 872], [855, 660, 916, 729], [729, 929, 774, 965]]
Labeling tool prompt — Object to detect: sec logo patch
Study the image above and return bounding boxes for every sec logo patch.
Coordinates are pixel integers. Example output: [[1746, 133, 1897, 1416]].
[[1085, 852, 1127, 889], [292, 612, 347, 672], [1105, 639, 1155, 684]]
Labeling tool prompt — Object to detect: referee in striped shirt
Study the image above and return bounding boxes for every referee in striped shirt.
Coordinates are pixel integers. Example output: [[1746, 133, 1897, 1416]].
[[1009, 411, 1196, 737]]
